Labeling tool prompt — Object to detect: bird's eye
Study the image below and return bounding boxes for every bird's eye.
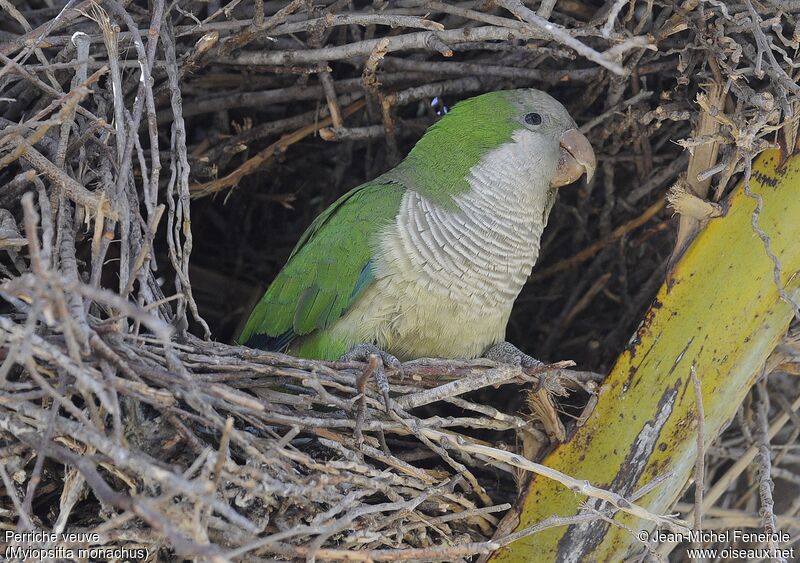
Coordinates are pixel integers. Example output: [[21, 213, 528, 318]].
[[524, 112, 543, 126]]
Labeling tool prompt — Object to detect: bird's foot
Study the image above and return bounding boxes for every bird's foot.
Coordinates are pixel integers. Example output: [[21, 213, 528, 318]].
[[484, 341, 544, 369], [340, 343, 401, 414], [485, 342, 563, 394]]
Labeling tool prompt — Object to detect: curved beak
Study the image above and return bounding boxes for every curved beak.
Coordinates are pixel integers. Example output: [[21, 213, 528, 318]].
[[551, 128, 596, 187]]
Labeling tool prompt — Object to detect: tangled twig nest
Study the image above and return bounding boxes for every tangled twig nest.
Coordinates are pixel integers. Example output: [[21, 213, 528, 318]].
[[0, 278, 601, 559], [2, 0, 800, 561]]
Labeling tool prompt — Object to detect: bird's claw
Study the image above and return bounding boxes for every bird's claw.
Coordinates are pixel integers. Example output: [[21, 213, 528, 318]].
[[485, 342, 556, 393], [484, 341, 544, 369], [341, 343, 401, 372], [341, 343, 400, 413]]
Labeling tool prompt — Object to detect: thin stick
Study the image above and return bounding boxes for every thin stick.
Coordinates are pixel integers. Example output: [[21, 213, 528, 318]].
[[419, 427, 688, 531], [754, 378, 784, 561], [496, 0, 650, 75]]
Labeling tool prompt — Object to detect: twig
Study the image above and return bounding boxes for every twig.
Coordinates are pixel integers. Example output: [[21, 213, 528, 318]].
[[217, 26, 548, 66], [419, 427, 689, 532], [754, 378, 785, 562], [659, 390, 800, 558], [396, 362, 572, 410], [191, 99, 366, 196], [602, 0, 632, 38], [496, 0, 650, 75]]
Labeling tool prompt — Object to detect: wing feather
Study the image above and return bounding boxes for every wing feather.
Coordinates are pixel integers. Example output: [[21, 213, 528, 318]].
[[238, 182, 404, 352]]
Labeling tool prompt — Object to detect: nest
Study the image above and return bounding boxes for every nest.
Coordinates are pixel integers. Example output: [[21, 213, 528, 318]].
[[1, 0, 800, 561]]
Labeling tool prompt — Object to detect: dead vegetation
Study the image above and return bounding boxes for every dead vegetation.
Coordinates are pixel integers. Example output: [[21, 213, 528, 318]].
[[1, 0, 799, 561]]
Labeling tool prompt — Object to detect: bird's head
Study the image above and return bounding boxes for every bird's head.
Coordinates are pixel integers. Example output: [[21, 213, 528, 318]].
[[386, 89, 595, 207], [487, 89, 596, 187]]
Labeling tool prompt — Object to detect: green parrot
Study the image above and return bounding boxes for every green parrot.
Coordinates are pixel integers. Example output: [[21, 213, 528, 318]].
[[239, 89, 595, 368]]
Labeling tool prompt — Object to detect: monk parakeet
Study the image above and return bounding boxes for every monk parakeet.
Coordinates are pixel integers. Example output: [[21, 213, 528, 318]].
[[240, 89, 595, 367]]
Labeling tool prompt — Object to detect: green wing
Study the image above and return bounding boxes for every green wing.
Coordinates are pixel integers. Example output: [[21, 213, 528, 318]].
[[238, 181, 405, 356]]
